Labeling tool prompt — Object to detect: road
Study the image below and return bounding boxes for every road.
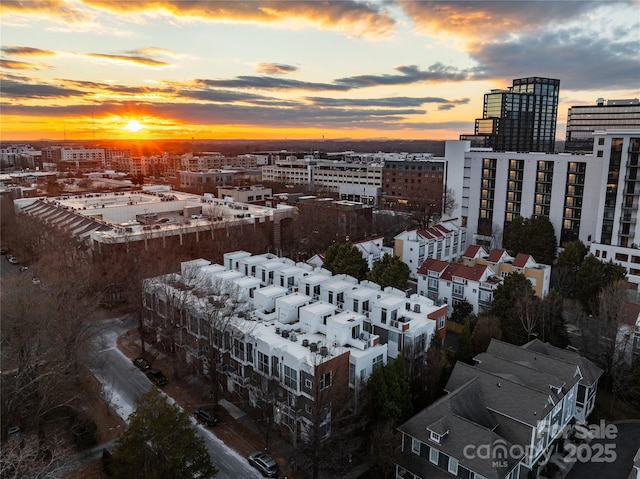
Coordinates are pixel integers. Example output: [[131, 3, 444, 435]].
[[565, 421, 640, 479], [88, 316, 263, 479]]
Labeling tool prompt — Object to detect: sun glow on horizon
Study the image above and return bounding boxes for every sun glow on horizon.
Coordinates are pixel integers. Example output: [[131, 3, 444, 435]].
[[123, 119, 144, 132]]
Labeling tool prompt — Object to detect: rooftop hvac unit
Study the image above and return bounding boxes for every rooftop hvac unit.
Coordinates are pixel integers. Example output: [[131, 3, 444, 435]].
[[309, 342, 318, 352], [290, 333, 297, 342]]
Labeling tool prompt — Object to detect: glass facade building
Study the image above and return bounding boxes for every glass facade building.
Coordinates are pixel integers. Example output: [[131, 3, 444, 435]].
[[565, 98, 640, 151], [463, 77, 560, 153]]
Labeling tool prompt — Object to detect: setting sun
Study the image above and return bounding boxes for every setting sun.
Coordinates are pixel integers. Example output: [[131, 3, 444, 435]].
[[124, 119, 143, 132]]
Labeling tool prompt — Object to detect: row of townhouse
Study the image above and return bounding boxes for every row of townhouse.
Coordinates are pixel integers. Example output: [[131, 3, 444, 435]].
[[396, 339, 603, 479], [142, 251, 448, 441], [394, 221, 468, 279], [416, 246, 551, 314]]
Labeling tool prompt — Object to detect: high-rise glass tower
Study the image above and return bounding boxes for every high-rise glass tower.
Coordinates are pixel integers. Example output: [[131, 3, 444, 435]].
[[461, 77, 560, 153]]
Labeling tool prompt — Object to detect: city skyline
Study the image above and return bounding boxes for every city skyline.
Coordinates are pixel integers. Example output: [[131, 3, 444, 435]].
[[1, 0, 639, 142]]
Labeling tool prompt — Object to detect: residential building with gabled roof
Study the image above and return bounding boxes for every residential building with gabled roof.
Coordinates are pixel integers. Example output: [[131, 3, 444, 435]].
[[417, 247, 551, 314], [396, 339, 602, 479], [394, 220, 467, 279]]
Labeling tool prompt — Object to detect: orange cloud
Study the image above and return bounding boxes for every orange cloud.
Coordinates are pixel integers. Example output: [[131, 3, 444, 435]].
[[1, 46, 56, 56], [0, 59, 46, 70], [82, 0, 397, 38], [85, 52, 171, 68]]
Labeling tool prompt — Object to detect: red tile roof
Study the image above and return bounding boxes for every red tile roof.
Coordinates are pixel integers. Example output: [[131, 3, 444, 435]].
[[512, 253, 532, 268], [486, 249, 507, 263], [462, 245, 482, 259], [417, 257, 449, 275]]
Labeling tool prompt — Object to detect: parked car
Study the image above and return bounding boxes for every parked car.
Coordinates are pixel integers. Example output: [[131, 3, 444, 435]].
[[8, 256, 19, 264], [132, 357, 151, 371], [194, 408, 220, 426], [145, 369, 168, 386], [248, 452, 280, 477], [32, 277, 41, 285], [20, 266, 28, 272]]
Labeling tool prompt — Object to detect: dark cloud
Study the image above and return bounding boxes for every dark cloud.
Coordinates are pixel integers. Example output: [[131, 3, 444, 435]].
[[399, 1, 626, 40], [470, 28, 640, 91], [1, 46, 56, 56], [334, 64, 470, 88], [306, 96, 467, 108], [195, 76, 345, 91], [256, 63, 298, 74], [0, 100, 427, 129], [0, 59, 44, 70], [197, 63, 470, 92], [0, 79, 86, 99], [86, 53, 171, 67]]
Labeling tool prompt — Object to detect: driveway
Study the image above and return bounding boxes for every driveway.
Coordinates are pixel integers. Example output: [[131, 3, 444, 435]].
[[565, 421, 640, 479]]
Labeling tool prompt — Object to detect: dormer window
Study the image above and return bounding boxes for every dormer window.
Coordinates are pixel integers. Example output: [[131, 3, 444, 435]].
[[430, 431, 441, 443]]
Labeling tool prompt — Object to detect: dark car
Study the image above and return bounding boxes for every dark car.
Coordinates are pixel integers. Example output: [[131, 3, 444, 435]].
[[145, 369, 168, 386], [194, 408, 220, 426], [132, 357, 151, 371], [248, 452, 279, 477]]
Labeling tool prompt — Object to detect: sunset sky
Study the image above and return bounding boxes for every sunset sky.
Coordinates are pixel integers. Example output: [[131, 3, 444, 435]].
[[1, 0, 639, 142]]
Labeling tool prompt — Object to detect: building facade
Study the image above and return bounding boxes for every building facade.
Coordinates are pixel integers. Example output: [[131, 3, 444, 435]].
[[382, 159, 445, 210], [394, 221, 467, 279], [396, 339, 602, 479], [141, 251, 447, 441], [565, 98, 640, 151], [462, 77, 560, 153], [416, 246, 551, 314]]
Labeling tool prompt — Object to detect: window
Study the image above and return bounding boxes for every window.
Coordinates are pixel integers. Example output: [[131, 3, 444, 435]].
[[305, 378, 313, 389], [448, 457, 458, 475], [429, 447, 439, 464], [353, 299, 359, 312], [597, 150, 604, 158], [258, 351, 269, 373], [411, 438, 420, 455], [284, 365, 298, 390], [438, 316, 445, 329], [381, 308, 387, 324], [430, 431, 441, 443], [373, 354, 383, 371], [320, 371, 332, 390]]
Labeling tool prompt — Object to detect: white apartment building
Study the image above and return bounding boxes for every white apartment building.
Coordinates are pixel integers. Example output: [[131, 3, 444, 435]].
[[445, 130, 640, 283], [142, 251, 447, 440], [394, 221, 467, 279]]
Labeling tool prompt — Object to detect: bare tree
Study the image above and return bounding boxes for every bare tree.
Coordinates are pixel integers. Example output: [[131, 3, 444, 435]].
[[515, 286, 540, 343], [0, 430, 72, 479]]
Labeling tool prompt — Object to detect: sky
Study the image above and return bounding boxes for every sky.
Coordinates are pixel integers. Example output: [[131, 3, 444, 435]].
[[1, 0, 639, 142]]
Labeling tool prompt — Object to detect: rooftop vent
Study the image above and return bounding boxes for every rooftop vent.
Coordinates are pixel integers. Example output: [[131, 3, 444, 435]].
[[309, 342, 318, 352], [320, 346, 329, 357], [302, 339, 309, 347]]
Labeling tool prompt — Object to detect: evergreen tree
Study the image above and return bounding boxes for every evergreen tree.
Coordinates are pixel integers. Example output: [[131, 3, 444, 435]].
[[490, 272, 537, 344], [367, 253, 410, 290], [365, 357, 412, 427], [502, 215, 558, 265], [552, 240, 588, 298], [110, 388, 217, 479], [574, 256, 627, 315], [455, 317, 476, 364], [322, 242, 369, 281], [451, 300, 474, 324]]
